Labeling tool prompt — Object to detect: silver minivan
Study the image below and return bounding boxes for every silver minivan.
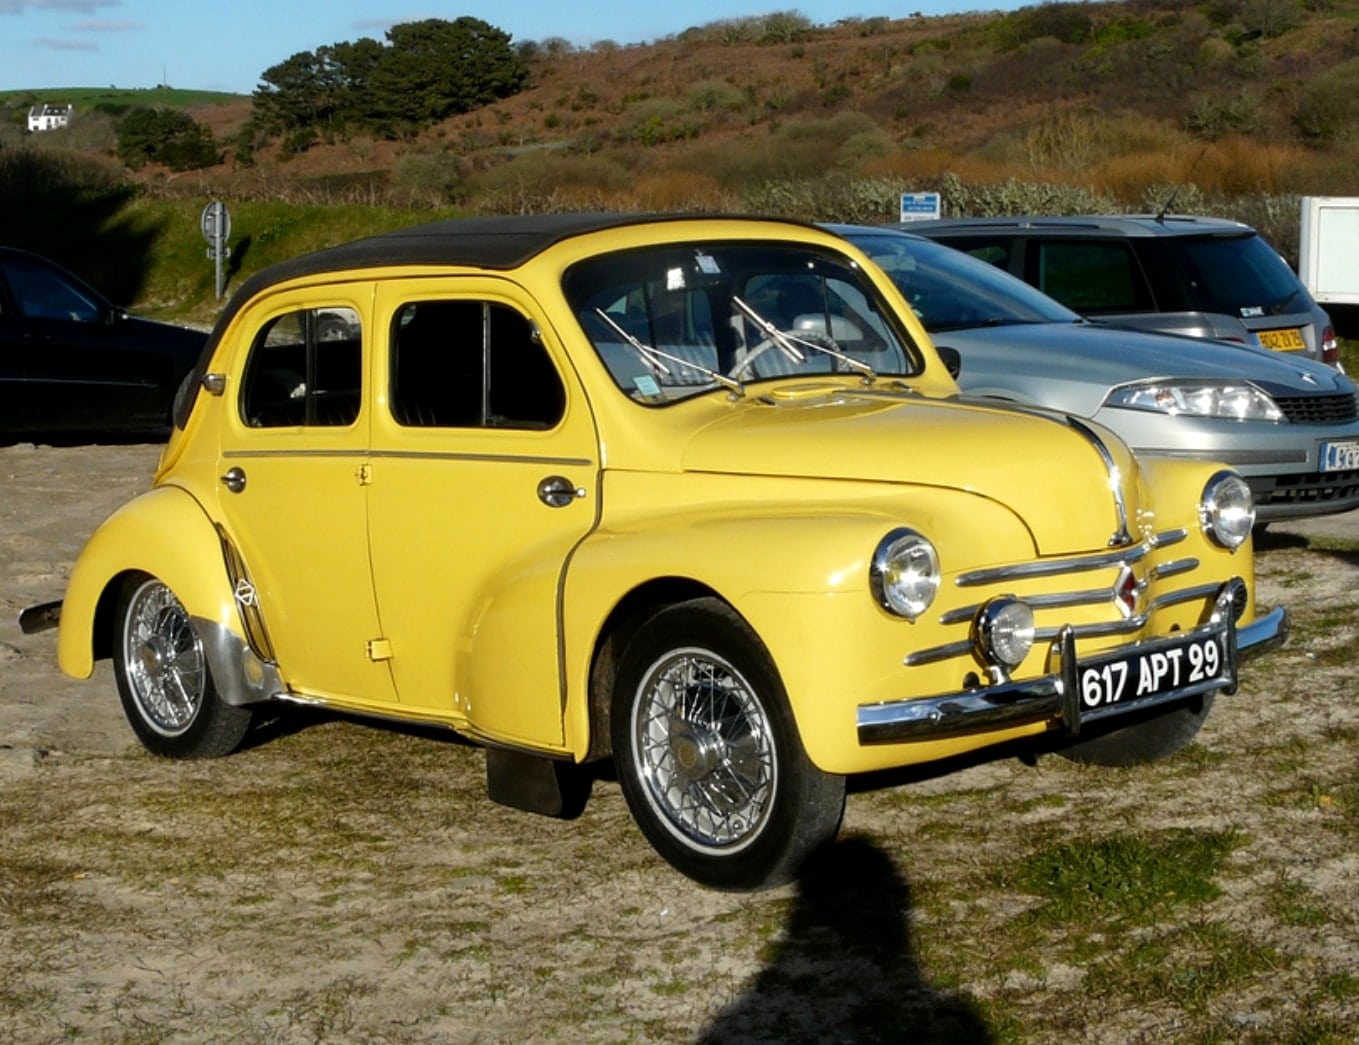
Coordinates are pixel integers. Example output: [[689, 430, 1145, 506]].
[[907, 214, 1340, 369]]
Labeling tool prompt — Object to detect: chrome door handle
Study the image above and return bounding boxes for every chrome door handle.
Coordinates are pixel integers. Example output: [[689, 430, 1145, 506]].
[[537, 475, 585, 508], [221, 466, 247, 494]]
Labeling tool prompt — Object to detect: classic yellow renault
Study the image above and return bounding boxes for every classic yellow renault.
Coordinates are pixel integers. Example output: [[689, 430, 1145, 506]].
[[33, 214, 1288, 889]]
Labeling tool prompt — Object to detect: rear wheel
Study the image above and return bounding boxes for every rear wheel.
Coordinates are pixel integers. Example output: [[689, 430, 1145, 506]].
[[611, 598, 845, 890], [113, 574, 253, 758], [1058, 694, 1215, 767]]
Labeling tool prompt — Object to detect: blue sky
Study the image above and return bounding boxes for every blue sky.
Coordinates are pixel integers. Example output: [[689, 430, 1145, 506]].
[[0, 0, 1034, 95]]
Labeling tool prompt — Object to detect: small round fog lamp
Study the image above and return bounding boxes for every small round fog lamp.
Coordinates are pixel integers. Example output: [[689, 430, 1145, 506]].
[[973, 596, 1035, 670]]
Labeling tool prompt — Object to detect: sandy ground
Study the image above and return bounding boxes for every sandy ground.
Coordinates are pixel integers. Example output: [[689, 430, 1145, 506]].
[[2, 440, 1357, 1043], [4, 438, 1354, 767]]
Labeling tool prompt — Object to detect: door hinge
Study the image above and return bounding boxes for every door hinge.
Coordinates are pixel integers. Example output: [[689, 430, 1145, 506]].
[[366, 638, 392, 661], [357, 463, 373, 486]]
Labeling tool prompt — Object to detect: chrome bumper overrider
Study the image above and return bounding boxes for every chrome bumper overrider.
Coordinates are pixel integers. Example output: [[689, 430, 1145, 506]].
[[857, 586, 1289, 746]]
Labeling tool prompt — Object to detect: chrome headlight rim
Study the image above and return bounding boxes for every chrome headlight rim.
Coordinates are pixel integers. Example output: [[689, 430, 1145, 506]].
[[870, 527, 940, 621], [1105, 379, 1284, 422], [1200, 470, 1255, 551], [971, 595, 1036, 671]]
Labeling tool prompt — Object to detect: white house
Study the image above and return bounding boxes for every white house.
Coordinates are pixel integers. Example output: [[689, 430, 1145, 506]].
[[27, 104, 73, 132]]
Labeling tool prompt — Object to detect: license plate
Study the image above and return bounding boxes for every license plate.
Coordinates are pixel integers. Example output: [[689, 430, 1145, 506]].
[[1256, 327, 1305, 352], [1321, 440, 1359, 472], [1076, 627, 1231, 715]]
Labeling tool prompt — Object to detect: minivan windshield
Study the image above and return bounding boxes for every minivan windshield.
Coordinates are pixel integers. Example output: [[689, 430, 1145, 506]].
[[563, 241, 920, 404], [841, 229, 1080, 332]]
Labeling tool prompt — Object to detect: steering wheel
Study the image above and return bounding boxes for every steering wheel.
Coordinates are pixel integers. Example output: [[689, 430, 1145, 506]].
[[730, 330, 841, 380]]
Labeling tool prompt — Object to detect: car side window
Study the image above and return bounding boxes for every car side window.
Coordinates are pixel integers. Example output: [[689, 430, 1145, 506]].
[[1, 255, 102, 322], [389, 300, 565, 430], [240, 307, 361, 427], [1030, 241, 1150, 314]]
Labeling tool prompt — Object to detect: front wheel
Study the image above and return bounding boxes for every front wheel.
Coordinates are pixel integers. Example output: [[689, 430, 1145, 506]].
[[611, 598, 845, 890], [113, 574, 253, 758]]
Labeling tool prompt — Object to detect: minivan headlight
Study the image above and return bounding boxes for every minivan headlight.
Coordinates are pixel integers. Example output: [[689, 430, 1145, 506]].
[[870, 528, 940, 620], [1200, 471, 1255, 550], [1106, 380, 1283, 422]]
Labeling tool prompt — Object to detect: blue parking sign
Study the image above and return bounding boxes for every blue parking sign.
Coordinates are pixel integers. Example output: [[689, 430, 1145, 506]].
[[899, 192, 941, 223]]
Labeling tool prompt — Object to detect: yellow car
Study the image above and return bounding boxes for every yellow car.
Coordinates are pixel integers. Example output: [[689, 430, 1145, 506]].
[[26, 214, 1288, 890]]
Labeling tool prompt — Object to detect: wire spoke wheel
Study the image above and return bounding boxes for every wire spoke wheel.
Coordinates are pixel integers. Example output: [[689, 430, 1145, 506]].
[[611, 598, 845, 890], [633, 648, 776, 852], [121, 579, 207, 736], [113, 573, 253, 759]]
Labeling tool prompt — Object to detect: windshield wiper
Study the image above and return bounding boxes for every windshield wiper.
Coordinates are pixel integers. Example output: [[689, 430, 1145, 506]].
[[731, 296, 877, 383], [592, 309, 744, 397]]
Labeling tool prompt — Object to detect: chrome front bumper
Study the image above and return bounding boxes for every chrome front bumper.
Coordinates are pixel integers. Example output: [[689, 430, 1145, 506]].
[[857, 589, 1289, 746]]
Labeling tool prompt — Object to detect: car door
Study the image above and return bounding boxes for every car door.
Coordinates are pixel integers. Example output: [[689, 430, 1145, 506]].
[[0, 252, 165, 431], [212, 295, 398, 709], [365, 281, 600, 750]]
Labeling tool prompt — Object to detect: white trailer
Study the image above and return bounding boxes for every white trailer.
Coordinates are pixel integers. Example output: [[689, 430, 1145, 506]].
[[1300, 196, 1359, 306]]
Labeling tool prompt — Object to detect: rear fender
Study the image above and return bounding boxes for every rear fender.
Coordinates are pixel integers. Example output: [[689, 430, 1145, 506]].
[[57, 486, 256, 687]]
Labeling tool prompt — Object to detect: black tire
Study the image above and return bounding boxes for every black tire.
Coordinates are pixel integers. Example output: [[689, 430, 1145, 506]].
[[611, 598, 845, 890], [113, 573, 253, 758], [1057, 694, 1215, 767]]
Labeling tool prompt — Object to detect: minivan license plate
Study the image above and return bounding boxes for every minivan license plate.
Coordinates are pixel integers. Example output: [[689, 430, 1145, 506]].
[[1321, 440, 1359, 472], [1256, 327, 1305, 352], [1076, 629, 1230, 713]]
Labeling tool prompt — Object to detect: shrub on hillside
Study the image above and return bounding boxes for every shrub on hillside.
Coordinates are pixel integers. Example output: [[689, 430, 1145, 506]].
[[116, 108, 218, 171]]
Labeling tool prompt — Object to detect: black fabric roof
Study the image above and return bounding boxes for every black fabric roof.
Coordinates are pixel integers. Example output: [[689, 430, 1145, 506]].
[[176, 211, 815, 428]]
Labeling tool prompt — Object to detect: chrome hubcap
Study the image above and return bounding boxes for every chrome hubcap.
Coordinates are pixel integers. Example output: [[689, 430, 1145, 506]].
[[122, 581, 206, 737], [633, 649, 776, 852]]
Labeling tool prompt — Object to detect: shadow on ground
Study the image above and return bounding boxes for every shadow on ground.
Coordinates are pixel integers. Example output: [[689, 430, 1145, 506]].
[[698, 834, 992, 1044]]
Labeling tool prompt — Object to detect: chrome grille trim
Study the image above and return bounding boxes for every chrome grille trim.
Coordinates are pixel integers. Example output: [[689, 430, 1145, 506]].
[[1150, 557, 1198, 580], [906, 533, 1205, 668], [939, 584, 1125, 626], [955, 529, 1186, 587]]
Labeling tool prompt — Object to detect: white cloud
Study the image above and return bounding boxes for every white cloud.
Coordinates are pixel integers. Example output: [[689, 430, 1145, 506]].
[[33, 34, 98, 50], [1, 1, 119, 12], [69, 18, 138, 30]]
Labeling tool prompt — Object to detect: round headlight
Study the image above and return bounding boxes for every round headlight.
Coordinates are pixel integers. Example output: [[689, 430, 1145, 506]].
[[972, 596, 1035, 670], [1200, 470, 1255, 550], [871, 528, 940, 620]]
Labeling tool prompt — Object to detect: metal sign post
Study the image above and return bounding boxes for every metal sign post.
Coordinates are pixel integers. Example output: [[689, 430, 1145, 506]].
[[200, 200, 232, 300]]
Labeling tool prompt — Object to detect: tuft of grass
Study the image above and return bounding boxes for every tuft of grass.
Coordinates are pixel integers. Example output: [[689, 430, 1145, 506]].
[[1003, 828, 1245, 928]]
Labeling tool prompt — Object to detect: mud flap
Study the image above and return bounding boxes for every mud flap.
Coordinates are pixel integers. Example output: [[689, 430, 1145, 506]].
[[485, 747, 590, 819]]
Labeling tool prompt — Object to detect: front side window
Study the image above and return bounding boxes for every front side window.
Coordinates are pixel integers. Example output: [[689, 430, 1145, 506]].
[[240, 307, 361, 427], [389, 300, 564, 430], [563, 241, 919, 404], [1, 255, 102, 322]]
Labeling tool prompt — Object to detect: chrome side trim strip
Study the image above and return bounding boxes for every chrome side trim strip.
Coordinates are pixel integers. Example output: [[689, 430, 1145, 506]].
[[1065, 415, 1132, 546]]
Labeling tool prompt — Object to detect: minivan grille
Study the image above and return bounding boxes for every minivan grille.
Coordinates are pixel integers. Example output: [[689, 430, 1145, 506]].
[[1273, 392, 1359, 425]]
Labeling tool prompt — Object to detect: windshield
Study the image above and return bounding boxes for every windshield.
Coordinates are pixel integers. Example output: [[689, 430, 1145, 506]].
[[562, 241, 921, 404], [842, 229, 1079, 332]]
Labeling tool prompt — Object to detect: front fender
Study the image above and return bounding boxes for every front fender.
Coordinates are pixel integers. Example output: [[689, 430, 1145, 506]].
[[57, 485, 241, 679], [560, 492, 1037, 761]]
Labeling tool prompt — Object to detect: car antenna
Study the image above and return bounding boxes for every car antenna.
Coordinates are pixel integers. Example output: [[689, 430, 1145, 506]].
[[1155, 146, 1207, 223]]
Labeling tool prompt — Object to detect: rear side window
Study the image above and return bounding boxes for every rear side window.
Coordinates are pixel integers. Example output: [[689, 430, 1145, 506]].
[[1162, 234, 1307, 317], [1029, 240, 1151, 314], [240, 307, 361, 427], [389, 300, 564, 430]]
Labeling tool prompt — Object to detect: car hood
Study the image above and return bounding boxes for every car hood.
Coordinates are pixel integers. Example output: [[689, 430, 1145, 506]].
[[932, 321, 1353, 412], [679, 382, 1135, 556]]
